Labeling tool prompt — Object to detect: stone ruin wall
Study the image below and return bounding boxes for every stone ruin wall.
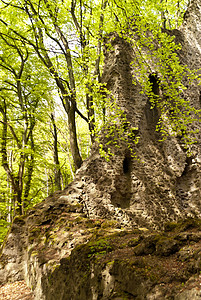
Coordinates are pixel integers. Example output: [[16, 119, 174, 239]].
[[73, 1, 201, 229]]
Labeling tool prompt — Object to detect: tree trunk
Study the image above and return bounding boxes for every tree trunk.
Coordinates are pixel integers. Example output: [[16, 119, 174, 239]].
[[68, 105, 83, 171], [50, 113, 62, 190], [23, 130, 34, 210], [0, 100, 22, 215]]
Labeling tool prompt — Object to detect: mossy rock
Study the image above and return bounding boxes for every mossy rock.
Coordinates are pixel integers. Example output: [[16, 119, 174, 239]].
[[133, 235, 160, 255], [84, 219, 102, 228], [101, 220, 120, 229], [155, 237, 179, 256], [83, 238, 113, 258], [128, 236, 142, 247], [164, 218, 201, 233]]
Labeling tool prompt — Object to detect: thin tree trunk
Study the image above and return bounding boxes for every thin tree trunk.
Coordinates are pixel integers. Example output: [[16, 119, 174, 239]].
[[23, 130, 34, 210], [160, 0, 167, 29], [68, 105, 83, 171], [50, 113, 62, 190], [0, 100, 22, 215]]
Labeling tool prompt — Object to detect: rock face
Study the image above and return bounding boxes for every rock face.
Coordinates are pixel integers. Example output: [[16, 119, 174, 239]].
[[1, 0, 201, 299], [72, 0, 201, 230], [3, 206, 201, 299]]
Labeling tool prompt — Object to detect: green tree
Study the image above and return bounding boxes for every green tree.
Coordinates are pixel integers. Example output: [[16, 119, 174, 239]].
[[0, 30, 54, 216], [0, 0, 112, 170]]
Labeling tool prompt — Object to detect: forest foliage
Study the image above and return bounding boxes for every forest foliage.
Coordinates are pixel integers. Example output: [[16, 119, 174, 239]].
[[0, 0, 200, 243]]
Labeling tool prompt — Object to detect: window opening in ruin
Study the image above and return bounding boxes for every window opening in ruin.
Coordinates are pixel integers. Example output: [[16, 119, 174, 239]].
[[123, 156, 130, 174], [181, 156, 192, 176], [148, 73, 160, 95]]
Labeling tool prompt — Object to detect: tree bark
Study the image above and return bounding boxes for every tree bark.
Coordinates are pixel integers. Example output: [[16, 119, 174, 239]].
[[50, 113, 62, 190], [0, 100, 23, 215], [68, 105, 83, 171]]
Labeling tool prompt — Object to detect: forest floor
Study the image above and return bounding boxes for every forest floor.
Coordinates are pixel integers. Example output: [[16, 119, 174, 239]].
[[0, 280, 34, 300]]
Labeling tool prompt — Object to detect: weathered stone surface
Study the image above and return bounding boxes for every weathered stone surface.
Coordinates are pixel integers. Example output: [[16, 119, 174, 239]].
[[25, 217, 201, 299], [0, 0, 201, 299], [0, 216, 27, 284], [65, 0, 201, 231]]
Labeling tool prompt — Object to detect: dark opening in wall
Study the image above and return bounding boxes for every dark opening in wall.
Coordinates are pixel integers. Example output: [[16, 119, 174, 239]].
[[123, 156, 130, 174], [148, 73, 160, 95], [181, 156, 192, 176]]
